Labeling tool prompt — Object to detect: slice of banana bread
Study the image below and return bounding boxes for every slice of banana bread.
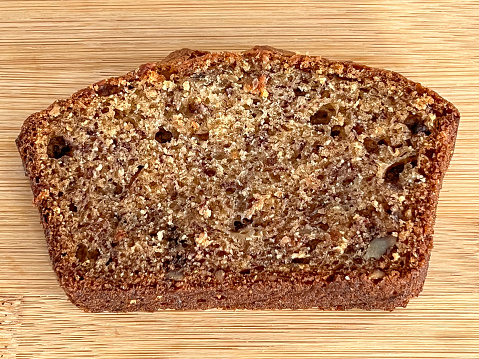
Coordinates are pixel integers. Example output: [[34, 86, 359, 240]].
[[16, 46, 460, 312]]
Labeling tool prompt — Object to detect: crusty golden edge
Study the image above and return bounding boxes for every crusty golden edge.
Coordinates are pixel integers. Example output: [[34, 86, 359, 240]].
[[16, 47, 460, 312]]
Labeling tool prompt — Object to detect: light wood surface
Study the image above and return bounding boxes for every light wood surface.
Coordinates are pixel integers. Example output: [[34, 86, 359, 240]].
[[1, 1, 478, 358]]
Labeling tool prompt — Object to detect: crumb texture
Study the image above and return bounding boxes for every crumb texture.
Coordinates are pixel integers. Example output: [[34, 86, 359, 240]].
[[16, 47, 459, 311]]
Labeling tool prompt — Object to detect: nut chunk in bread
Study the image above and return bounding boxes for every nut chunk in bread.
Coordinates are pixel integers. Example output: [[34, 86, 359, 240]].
[[16, 47, 460, 312]]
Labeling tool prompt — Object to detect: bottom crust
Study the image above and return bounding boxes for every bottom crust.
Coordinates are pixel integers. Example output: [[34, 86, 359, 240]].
[[64, 259, 429, 312]]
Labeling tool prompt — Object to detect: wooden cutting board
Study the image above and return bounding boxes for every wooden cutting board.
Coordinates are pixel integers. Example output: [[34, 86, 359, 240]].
[[1, 1, 478, 358]]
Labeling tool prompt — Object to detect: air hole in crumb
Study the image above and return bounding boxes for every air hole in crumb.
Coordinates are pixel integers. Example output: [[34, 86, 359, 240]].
[[342, 177, 353, 186], [113, 182, 123, 195], [319, 223, 329, 231], [406, 115, 431, 136], [384, 162, 405, 183], [387, 96, 397, 105], [292, 257, 311, 264], [69, 203, 77, 212], [377, 139, 389, 146], [383, 202, 392, 215], [353, 124, 364, 135], [47, 136, 73, 159], [330, 125, 343, 138], [312, 142, 323, 155], [233, 217, 252, 231], [270, 173, 282, 182], [197, 298, 207, 303], [155, 128, 173, 143], [325, 274, 335, 283], [309, 237, 321, 250], [195, 131, 210, 141], [113, 109, 123, 120], [76, 243, 88, 262], [240, 268, 251, 275], [310, 104, 335, 125], [425, 148, 435, 159], [58, 191, 63, 197], [88, 248, 101, 261], [294, 87, 306, 96], [225, 187, 235, 195], [204, 168, 216, 177], [364, 138, 379, 154]]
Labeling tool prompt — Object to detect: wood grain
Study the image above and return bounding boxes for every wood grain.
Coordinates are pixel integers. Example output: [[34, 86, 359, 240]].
[[1, 1, 478, 357]]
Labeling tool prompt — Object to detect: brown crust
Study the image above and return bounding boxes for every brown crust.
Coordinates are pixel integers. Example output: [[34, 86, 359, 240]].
[[68, 257, 429, 312], [16, 47, 460, 312], [162, 48, 211, 63]]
